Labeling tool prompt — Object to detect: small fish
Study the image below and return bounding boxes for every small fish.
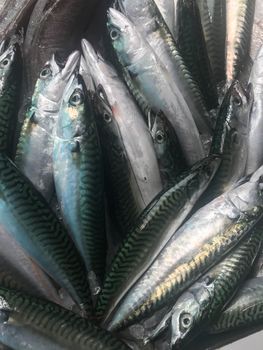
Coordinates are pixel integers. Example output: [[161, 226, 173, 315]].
[[208, 277, 263, 335], [53, 73, 106, 296], [15, 51, 79, 203], [226, 0, 256, 82], [97, 156, 220, 320], [246, 45, 263, 174], [144, 222, 262, 347], [81, 39, 162, 234], [0, 153, 92, 313], [0, 287, 130, 350], [105, 166, 263, 330], [175, 0, 218, 110], [0, 35, 22, 157], [107, 8, 205, 165], [148, 110, 187, 186], [205, 80, 252, 201]]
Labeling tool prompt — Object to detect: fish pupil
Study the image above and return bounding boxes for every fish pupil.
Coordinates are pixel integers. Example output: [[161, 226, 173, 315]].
[[110, 29, 120, 41], [2, 59, 9, 66]]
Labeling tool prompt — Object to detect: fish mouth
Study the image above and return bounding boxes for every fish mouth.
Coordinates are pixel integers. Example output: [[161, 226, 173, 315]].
[[81, 39, 100, 68], [107, 7, 128, 32], [61, 50, 80, 81]]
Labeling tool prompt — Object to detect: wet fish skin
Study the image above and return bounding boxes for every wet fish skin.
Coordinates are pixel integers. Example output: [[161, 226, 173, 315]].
[[15, 51, 80, 203], [226, 0, 256, 82], [53, 73, 106, 295], [97, 155, 220, 320], [175, 0, 218, 110], [154, 0, 176, 38], [116, 0, 211, 140], [81, 39, 162, 234], [0, 287, 130, 350], [107, 8, 205, 165], [246, 45, 263, 175], [145, 223, 262, 347], [148, 110, 187, 186], [0, 153, 92, 313], [23, 0, 98, 100], [206, 80, 252, 201], [105, 166, 263, 330], [0, 36, 22, 157], [209, 277, 263, 334]]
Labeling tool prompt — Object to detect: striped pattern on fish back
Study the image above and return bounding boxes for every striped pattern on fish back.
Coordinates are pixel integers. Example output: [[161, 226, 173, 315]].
[[205, 229, 262, 322], [0, 79, 19, 157], [0, 287, 129, 350], [0, 154, 91, 311], [96, 182, 193, 317], [177, 0, 218, 110], [153, 1, 209, 116], [230, 0, 256, 81], [209, 279, 263, 333], [121, 210, 261, 327]]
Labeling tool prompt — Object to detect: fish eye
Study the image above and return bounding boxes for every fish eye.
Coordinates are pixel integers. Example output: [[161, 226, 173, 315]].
[[1, 58, 9, 67], [155, 130, 166, 143], [103, 112, 112, 123], [70, 89, 84, 106], [180, 313, 192, 330], [110, 28, 120, 41], [233, 95, 242, 106], [40, 66, 52, 79]]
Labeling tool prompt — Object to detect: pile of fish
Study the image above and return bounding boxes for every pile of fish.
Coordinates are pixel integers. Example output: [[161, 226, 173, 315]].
[[0, 0, 263, 349]]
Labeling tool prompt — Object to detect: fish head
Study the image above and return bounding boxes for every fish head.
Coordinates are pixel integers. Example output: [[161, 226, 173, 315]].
[[33, 51, 80, 115], [57, 73, 88, 140], [169, 290, 204, 348], [107, 8, 143, 66], [0, 40, 21, 89]]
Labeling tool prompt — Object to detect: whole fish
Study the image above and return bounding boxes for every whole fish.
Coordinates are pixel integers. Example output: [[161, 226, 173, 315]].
[[0, 35, 22, 158], [107, 8, 205, 165], [0, 154, 91, 313], [209, 277, 263, 335], [15, 51, 79, 203], [148, 111, 187, 186], [246, 45, 263, 174], [175, 0, 218, 110], [81, 40, 162, 234], [0, 0, 36, 40], [204, 80, 252, 201], [53, 73, 106, 295], [226, 0, 256, 82], [144, 223, 262, 347], [0, 287, 130, 350], [105, 166, 263, 330], [23, 0, 98, 100], [0, 228, 61, 304], [116, 0, 211, 140], [97, 156, 220, 319]]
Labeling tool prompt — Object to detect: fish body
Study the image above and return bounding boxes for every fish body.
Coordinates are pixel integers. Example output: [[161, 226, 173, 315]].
[[0, 287, 130, 350], [145, 224, 262, 346], [53, 73, 106, 295], [107, 8, 205, 165], [246, 45, 263, 174], [116, 0, 211, 140], [154, 0, 176, 39], [97, 156, 220, 319], [81, 40, 162, 233], [206, 81, 252, 200], [226, 0, 256, 82], [209, 277, 263, 334], [0, 154, 91, 312], [0, 36, 22, 157], [105, 166, 263, 330], [15, 51, 79, 202], [175, 0, 218, 110]]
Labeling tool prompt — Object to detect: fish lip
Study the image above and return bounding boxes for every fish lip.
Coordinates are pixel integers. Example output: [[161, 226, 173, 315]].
[[61, 50, 80, 81], [107, 7, 127, 31], [81, 39, 100, 68]]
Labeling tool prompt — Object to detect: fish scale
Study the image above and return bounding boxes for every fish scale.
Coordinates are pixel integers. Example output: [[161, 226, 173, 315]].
[[97, 156, 220, 319], [0, 287, 129, 350], [209, 277, 263, 334], [0, 154, 91, 312]]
